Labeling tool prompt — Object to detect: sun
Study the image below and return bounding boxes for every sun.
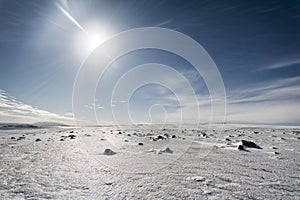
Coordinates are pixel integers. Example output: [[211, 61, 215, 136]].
[[88, 32, 106, 51], [73, 28, 112, 55], [56, 3, 112, 54]]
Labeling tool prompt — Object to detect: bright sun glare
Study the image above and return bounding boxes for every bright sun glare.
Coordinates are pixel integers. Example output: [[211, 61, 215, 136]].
[[88, 32, 106, 51], [56, 3, 110, 54]]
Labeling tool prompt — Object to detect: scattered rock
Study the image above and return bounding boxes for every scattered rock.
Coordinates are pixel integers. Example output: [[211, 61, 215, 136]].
[[172, 135, 177, 138], [225, 138, 231, 141], [272, 147, 278, 149], [124, 139, 128, 142], [11, 137, 16, 140], [238, 145, 245, 151], [146, 133, 154, 136], [164, 147, 173, 154], [118, 131, 122, 134], [70, 131, 74, 133], [17, 136, 26, 141], [103, 148, 116, 155], [187, 176, 206, 182], [273, 152, 280, 155], [35, 138, 42, 142], [68, 135, 76, 139], [154, 135, 164, 140], [241, 140, 258, 148], [138, 142, 144, 146], [202, 190, 213, 195], [60, 138, 64, 141], [127, 134, 131, 137]]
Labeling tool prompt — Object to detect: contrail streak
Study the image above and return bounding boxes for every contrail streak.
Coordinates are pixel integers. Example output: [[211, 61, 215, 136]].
[[56, 3, 90, 37]]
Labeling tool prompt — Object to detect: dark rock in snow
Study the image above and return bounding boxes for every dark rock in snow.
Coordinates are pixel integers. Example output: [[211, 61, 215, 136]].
[[60, 138, 64, 141], [118, 131, 122, 134], [138, 142, 144, 146], [172, 135, 177, 138], [17, 136, 26, 140], [70, 131, 74, 133], [68, 135, 76, 139], [238, 145, 245, 150], [241, 140, 258, 148], [11, 137, 16, 139], [35, 138, 42, 142], [164, 147, 173, 153], [157, 135, 165, 140], [147, 133, 154, 136], [103, 149, 116, 155], [274, 152, 280, 155]]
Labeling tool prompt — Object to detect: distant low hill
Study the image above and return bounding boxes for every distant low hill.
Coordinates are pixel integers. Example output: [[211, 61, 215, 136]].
[[0, 123, 39, 130], [0, 122, 69, 130], [32, 122, 69, 127]]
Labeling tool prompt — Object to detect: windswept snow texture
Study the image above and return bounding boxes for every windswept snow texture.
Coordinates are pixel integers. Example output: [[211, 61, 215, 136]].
[[0, 126, 299, 199]]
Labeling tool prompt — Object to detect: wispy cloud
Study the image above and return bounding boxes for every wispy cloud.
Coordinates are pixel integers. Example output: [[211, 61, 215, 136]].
[[0, 89, 74, 124], [227, 76, 300, 104], [225, 76, 300, 125], [153, 18, 174, 27], [259, 58, 300, 71], [130, 75, 300, 125]]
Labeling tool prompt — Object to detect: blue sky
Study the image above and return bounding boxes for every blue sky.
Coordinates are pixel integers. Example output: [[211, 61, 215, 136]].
[[0, 0, 299, 125]]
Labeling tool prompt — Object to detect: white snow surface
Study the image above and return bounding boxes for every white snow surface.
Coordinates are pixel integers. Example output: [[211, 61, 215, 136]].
[[0, 125, 299, 199]]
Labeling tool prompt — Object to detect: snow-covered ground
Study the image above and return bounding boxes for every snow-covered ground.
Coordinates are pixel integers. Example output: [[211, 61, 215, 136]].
[[0, 125, 299, 199]]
